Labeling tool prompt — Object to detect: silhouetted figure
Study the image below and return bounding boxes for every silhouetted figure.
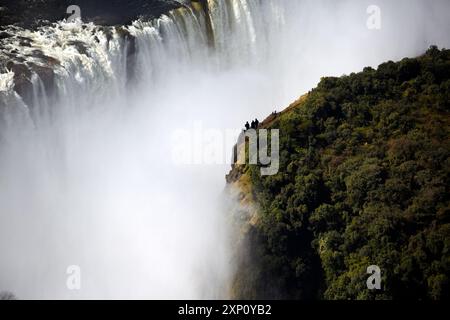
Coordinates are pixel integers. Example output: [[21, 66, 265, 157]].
[[251, 120, 255, 129], [245, 121, 250, 131], [254, 118, 259, 128]]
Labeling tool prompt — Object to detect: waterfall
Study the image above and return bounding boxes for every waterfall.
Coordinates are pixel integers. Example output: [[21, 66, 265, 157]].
[[0, 0, 286, 122], [0, 0, 449, 299], [0, 0, 287, 300]]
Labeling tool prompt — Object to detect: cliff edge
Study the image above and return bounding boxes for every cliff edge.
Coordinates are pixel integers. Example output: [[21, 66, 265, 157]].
[[226, 46, 450, 300]]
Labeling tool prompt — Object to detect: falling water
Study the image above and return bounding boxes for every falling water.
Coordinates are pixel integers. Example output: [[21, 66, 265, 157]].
[[0, 0, 449, 299]]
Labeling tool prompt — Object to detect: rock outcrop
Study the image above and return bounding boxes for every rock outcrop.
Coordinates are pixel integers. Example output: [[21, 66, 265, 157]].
[[0, 0, 181, 28]]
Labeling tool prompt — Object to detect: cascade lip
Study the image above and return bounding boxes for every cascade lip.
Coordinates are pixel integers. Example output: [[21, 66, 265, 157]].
[[0, 0, 182, 29], [0, 0, 216, 101], [0, 1, 189, 100]]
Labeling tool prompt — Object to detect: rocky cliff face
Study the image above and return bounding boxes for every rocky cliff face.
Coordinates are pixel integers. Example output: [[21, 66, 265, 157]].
[[225, 158, 262, 299]]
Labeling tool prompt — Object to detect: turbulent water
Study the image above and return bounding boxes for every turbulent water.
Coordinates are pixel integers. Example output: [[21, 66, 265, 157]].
[[0, 0, 449, 299]]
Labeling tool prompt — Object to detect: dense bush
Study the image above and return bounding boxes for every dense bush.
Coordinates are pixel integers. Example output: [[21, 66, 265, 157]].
[[234, 47, 450, 300]]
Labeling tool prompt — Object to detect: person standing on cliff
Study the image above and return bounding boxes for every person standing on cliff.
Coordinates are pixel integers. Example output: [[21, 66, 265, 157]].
[[255, 118, 260, 128], [245, 121, 250, 131]]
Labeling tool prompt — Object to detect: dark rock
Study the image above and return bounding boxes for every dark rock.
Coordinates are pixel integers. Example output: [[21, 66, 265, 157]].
[[67, 40, 89, 55], [99, 26, 113, 44], [6, 62, 33, 105], [5, 61, 55, 106], [17, 36, 33, 47], [0, 0, 182, 28], [126, 35, 137, 82], [28, 62, 56, 96], [29, 50, 61, 66], [0, 31, 10, 39]]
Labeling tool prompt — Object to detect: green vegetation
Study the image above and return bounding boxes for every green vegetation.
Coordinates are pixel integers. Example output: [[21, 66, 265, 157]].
[[232, 46, 450, 300]]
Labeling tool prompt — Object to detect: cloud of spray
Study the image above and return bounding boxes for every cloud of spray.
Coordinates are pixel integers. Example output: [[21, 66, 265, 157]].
[[0, 0, 449, 299]]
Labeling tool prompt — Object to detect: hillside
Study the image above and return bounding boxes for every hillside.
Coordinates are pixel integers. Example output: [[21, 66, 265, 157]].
[[227, 46, 450, 300]]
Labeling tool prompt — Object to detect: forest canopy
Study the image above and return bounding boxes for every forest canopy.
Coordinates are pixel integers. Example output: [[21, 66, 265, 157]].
[[232, 46, 450, 300]]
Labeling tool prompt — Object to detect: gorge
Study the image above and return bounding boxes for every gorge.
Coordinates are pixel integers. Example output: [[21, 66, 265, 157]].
[[0, 0, 449, 299]]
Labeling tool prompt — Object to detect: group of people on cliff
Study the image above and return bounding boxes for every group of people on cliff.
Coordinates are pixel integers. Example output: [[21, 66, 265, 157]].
[[244, 118, 260, 131]]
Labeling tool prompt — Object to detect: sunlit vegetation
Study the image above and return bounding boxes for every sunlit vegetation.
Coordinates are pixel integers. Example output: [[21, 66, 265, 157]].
[[232, 47, 450, 300]]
